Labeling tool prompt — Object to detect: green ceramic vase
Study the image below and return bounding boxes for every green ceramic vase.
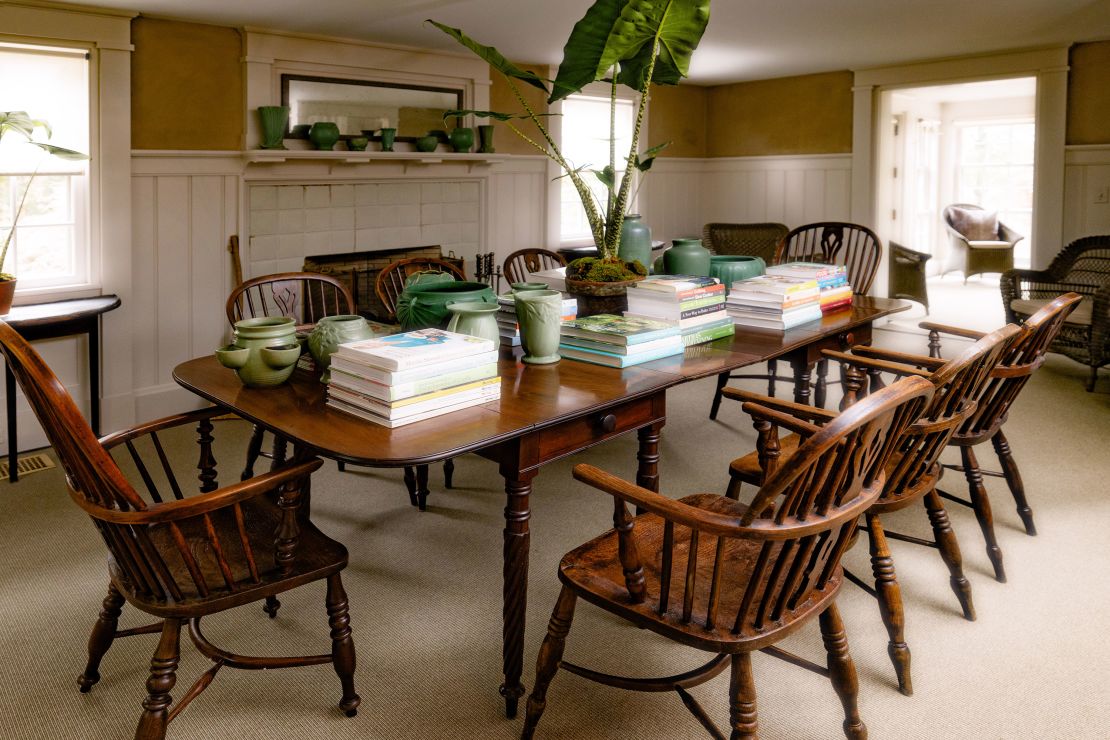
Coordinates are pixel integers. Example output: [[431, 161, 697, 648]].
[[709, 255, 766, 293], [478, 124, 496, 153], [308, 122, 340, 151], [449, 127, 474, 153], [662, 237, 711, 276], [618, 214, 652, 273], [446, 301, 500, 343], [379, 127, 396, 152], [307, 315, 373, 383], [215, 317, 301, 387], [258, 106, 288, 150], [415, 135, 439, 152], [515, 289, 562, 365], [397, 281, 496, 331]]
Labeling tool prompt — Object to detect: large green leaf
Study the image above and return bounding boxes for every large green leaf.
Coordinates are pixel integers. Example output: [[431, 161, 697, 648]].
[[634, 140, 671, 171], [442, 109, 558, 123], [29, 142, 88, 161], [427, 21, 550, 94], [550, 0, 710, 102], [0, 111, 49, 141]]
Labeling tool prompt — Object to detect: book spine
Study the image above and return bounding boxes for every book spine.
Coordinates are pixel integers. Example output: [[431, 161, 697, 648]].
[[329, 362, 498, 401], [329, 350, 499, 385], [558, 341, 684, 367], [329, 382, 501, 419], [631, 284, 724, 302], [681, 322, 735, 346]]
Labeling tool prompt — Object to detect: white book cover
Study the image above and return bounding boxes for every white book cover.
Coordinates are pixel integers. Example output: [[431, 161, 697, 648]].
[[329, 349, 499, 385], [327, 391, 499, 429], [334, 328, 495, 371]]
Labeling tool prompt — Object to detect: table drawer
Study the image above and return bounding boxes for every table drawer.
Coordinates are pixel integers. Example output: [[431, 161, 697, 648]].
[[537, 395, 661, 461]]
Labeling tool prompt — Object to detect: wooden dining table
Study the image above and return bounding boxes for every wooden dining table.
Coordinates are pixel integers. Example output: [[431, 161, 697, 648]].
[[173, 296, 908, 718]]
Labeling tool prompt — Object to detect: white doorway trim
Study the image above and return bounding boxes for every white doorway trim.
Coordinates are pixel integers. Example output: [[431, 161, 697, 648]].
[[851, 46, 1069, 284]]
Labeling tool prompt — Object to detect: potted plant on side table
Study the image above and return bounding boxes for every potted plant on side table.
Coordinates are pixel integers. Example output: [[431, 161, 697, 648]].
[[430, 0, 711, 315], [0, 111, 88, 314]]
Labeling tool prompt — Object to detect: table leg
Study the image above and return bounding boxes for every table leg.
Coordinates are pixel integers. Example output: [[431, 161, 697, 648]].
[[636, 422, 663, 492], [6, 363, 16, 483], [89, 319, 102, 436], [789, 357, 814, 405], [500, 465, 536, 718], [814, 358, 829, 408]]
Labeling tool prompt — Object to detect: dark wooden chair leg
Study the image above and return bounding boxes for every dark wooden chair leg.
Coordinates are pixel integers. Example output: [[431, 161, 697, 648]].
[[991, 431, 1035, 535], [820, 603, 867, 740], [522, 585, 577, 740], [815, 358, 829, 409], [725, 474, 743, 501], [766, 359, 777, 396], [78, 583, 126, 692], [337, 461, 346, 472], [709, 371, 729, 420], [729, 652, 758, 739], [326, 574, 361, 717], [262, 595, 281, 619], [403, 466, 418, 507], [416, 465, 430, 511], [443, 458, 455, 489], [134, 618, 181, 740], [866, 512, 911, 696], [923, 491, 975, 620], [240, 424, 265, 481], [961, 446, 1006, 583]]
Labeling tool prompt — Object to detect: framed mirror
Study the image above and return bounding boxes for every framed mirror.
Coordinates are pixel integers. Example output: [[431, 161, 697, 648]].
[[281, 74, 463, 141]]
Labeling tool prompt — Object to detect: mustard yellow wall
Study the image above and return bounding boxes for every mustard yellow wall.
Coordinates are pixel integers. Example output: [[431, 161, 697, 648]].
[[488, 63, 549, 155], [1067, 41, 1110, 145], [131, 18, 243, 150], [704, 71, 854, 157], [648, 85, 708, 158]]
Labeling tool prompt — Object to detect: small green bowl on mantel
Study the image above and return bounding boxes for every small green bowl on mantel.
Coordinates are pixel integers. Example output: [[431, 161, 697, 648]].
[[347, 136, 369, 151], [414, 135, 439, 153]]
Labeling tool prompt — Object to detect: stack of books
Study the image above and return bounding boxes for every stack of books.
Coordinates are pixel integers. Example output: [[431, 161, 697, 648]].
[[766, 262, 853, 314], [326, 328, 500, 428], [558, 314, 684, 367], [725, 274, 823, 331], [623, 275, 735, 347], [496, 293, 577, 348]]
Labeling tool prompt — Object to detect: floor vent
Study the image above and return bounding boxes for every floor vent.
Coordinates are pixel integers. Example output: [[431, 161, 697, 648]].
[[0, 452, 56, 479]]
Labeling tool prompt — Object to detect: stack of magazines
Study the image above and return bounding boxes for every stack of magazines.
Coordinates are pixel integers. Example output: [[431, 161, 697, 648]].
[[559, 314, 684, 368], [623, 275, 734, 346], [725, 274, 823, 331], [496, 293, 577, 347], [327, 328, 500, 428], [765, 262, 853, 314]]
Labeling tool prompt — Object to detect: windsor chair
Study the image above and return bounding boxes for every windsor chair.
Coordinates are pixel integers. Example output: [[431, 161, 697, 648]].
[[0, 320, 359, 739], [722, 324, 1018, 695], [502, 248, 566, 285], [521, 376, 933, 739]]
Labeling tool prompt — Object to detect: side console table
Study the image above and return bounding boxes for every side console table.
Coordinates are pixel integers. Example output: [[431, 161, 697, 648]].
[[3, 295, 121, 482]]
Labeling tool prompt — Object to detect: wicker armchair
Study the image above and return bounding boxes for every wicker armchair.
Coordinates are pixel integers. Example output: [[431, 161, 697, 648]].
[[942, 204, 1022, 281], [702, 222, 788, 263], [1000, 234, 1110, 391]]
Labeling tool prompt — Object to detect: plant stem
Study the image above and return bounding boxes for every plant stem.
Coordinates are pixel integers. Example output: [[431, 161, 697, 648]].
[[607, 73, 617, 225], [608, 42, 660, 260], [0, 165, 39, 274]]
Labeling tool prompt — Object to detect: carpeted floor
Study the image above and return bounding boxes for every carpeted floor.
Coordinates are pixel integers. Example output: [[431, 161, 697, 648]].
[[1, 319, 1107, 739]]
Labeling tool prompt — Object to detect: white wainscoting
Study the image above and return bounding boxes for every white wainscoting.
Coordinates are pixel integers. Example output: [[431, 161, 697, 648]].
[[486, 156, 548, 264], [641, 154, 853, 244], [1063, 145, 1110, 244]]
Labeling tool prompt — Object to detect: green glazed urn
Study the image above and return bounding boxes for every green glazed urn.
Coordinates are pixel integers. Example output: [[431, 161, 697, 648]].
[[308, 122, 340, 151], [215, 317, 301, 387], [618, 214, 652, 273], [307, 315, 373, 383], [446, 301, 500, 343], [709, 255, 766, 293], [257, 106, 288, 150], [662, 237, 711, 276], [477, 124, 495, 153], [449, 127, 474, 153], [397, 281, 496, 331]]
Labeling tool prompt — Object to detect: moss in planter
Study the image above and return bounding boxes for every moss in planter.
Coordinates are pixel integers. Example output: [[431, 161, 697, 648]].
[[566, 257, 647, 282]]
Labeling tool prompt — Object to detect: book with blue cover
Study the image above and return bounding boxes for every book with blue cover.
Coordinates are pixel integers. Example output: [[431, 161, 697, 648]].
[[560, 314, 680, 346], [558, 337, 684, 367]]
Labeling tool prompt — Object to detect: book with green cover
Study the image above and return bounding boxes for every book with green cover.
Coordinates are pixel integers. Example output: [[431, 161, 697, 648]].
[[558, 338, 684, 367], [680, 317, 735, 346], [560, 314, 679, 346]]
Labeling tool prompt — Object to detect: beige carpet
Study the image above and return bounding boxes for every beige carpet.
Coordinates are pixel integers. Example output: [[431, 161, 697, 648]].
[[0, 324, 1107, 739]]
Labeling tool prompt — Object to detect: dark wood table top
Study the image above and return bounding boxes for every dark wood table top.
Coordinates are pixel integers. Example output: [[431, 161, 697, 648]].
[[173, 297, 908, 466]]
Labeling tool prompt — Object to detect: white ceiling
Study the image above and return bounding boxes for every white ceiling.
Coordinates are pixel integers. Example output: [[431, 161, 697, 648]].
[[63, 0, 1110, 84], [893, 77, 1039, 104]]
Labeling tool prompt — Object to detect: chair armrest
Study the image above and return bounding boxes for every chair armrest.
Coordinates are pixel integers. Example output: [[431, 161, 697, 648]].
[[70, 458, 324, 525], [719, 387, 838, 424], [821, 349, 934, 379], [918, 321, 986, 341], [100, 406, 226, 450], [998, 222, 1024, 246], [837, 346, 946, 371]]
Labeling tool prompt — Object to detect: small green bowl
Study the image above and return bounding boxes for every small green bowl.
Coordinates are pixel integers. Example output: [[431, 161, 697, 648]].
[[347, 136, 369, 151]]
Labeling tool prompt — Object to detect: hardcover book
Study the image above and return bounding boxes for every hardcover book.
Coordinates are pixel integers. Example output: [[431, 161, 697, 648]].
[[333, 328, 494, 371], [680, 317, 735, 347], [623, 308, 727, 330], [329, 361, 499, 402], [327, 391, 499, 429], [730, 274, 819, 296], [329, 349, 498, 386], [560, 314, 680, 346], [328, 379, 501, 420], [558, 338, 684, 367], [634, 275, 722, 295]]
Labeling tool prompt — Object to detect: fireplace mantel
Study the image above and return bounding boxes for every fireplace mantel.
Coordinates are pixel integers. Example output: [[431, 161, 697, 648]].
[[243, 149, 507, 174]]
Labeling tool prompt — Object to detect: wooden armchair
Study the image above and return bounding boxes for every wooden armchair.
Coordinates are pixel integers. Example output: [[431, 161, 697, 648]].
[[226, 271, 354, 331], [708, 222, 883, 419], [701, 222, 788, 263], [942, 204, 1022, 281], [1000, 234, 1110, 390], [0, 321, 359, 739], [502, 248, 566, 285], [917, 294, 1081, 583], [721, 325, 1018, 696], [521, 376, 934, 739]]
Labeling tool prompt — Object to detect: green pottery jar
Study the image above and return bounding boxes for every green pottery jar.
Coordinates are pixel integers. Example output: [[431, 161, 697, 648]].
[[617, 214, 652, 273], [308, 122, 340, 151], [347, 136, 369, 151], [215, 317, 301, 387], [257, 106, 288, 150], [449, 127, 474, 153], [397, 281, 496, 331], [446, 301, 500, 343], [379, 127, 397, 152], [308, 315, 373, 383], [415, 135, 439, 152], [709, 255, 766, 293], [663, 237, 711, 276], [477, 124, 496, 153], [515, 289, 563, 364]]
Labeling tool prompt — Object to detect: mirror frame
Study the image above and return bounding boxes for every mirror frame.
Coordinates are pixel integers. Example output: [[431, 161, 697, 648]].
[[279, 74, 464, 142]]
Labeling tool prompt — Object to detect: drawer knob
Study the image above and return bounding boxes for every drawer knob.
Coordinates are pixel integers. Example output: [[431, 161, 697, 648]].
[[598, 413, 617, 433]]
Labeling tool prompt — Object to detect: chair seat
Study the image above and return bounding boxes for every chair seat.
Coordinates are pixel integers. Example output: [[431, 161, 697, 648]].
[[1010, 297, 1093, 326], [558, 493, 840, 652], [729, 434, 803, 486], [110, 497, 348, 617], [967, 240, 1013, 250]]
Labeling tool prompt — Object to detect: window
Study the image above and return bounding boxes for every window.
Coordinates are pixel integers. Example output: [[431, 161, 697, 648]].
[[0, 42, 90, 290], [558, 94, 635, 245], [955, 119, 1034, 266]]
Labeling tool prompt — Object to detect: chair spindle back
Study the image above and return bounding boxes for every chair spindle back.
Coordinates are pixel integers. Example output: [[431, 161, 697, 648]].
[[502, 248, 566, 285], [227, 272, 354, 330], [776, 222, 882, 294]]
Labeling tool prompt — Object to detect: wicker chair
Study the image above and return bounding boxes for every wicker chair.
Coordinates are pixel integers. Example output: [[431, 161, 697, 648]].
[[702, 223, 788, 263], [1000, 234, 1110, 391], [942, 204, 1023, 282]]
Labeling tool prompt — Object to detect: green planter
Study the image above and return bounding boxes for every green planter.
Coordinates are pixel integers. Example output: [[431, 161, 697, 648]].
[[662, 237, 711, 276], [709, 255, 766, 293], [397, 281, 496, 331], [307, 315, 373, 383], [215, 317, 301, 387]]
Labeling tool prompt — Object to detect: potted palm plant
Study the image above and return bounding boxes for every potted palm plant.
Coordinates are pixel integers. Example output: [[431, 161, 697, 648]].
[[0, 111, 88, 313], [430, 0, 711, 311]]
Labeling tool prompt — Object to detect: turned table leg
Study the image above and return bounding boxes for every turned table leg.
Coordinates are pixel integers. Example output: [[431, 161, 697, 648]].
[[499, 465, 536, 718]]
